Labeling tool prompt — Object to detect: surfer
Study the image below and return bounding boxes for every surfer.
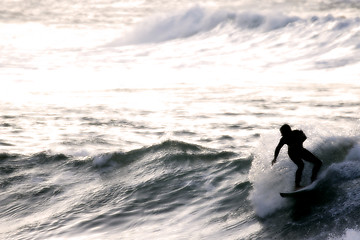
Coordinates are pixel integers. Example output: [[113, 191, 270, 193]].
[[272, 124, 322, 190]]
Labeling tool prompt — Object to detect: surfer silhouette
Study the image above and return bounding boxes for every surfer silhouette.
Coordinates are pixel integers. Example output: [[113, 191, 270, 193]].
[[272, 124, 322, 190]]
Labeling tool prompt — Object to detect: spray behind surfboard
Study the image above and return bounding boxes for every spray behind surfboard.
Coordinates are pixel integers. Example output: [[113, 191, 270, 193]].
[[249, 130, 359, 218]]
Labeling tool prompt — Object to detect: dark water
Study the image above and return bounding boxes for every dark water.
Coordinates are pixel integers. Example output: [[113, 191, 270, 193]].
[[0, 141, 252, 239], [1, 138, 360, 239]]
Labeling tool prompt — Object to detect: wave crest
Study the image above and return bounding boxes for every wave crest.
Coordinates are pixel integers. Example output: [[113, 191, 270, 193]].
[[92, 140, 236, 168], [110, 6, 300, 45]]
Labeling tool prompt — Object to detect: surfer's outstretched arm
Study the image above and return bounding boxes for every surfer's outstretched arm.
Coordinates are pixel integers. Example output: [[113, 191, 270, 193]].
[[272, 139, 285, 165]]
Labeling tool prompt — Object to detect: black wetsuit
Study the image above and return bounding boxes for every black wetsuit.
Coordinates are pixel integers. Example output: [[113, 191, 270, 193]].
[[279, 130, 322, 187]]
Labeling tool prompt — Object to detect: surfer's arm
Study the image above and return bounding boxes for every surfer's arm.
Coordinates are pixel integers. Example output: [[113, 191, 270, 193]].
[[272, 139, 285, 165]]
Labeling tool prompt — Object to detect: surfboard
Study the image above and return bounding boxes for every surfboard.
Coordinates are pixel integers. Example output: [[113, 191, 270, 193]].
[[280, 180, 320, 198]]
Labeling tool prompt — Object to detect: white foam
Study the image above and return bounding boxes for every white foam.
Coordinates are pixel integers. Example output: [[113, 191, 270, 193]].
[[325, 144, 360, 181], [248, 133, 294, 217], [329, 229, 360, 240]]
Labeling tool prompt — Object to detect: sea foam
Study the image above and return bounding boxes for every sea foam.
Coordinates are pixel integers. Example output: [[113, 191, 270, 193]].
[[249, 131, 359, 218], [329, 229, 360, 240]]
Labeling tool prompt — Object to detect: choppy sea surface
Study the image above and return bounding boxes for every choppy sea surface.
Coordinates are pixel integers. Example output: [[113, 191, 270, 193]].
[[1, 0, 360, 239]]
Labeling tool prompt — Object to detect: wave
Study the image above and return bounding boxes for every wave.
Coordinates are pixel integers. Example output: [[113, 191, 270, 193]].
[[90, 140, 251, 216], [109, 5, 360, 45], [109, 6, 300, 45], [0, 140, 253, 239], [92, 140, 237, 167], [79, 141, 253, 238], [5, 136, 360, 239], [0, 140, 238, 176]]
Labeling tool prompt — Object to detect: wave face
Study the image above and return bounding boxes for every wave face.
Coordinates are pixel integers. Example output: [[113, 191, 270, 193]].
[[2, 137, 360, 240], [0, 141, 253, 239]]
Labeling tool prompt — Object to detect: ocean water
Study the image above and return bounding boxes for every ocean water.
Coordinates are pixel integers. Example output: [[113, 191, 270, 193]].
[[1, 0, 360, 239]]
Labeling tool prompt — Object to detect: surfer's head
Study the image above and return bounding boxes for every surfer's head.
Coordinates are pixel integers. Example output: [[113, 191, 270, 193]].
[[280, 124, 291, 136]]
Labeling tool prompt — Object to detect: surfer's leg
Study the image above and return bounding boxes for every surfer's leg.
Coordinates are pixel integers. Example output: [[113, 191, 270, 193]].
[[302, 148, 322, 182], [290, 157, 304, 188]]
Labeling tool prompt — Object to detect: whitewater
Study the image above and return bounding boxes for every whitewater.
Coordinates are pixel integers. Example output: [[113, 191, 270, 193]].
[[1, 0, 360, 239]]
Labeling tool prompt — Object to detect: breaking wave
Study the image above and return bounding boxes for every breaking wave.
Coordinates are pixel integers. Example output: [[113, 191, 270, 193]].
[[109, 6, 301, 45], [109, 5, 360, 45]]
